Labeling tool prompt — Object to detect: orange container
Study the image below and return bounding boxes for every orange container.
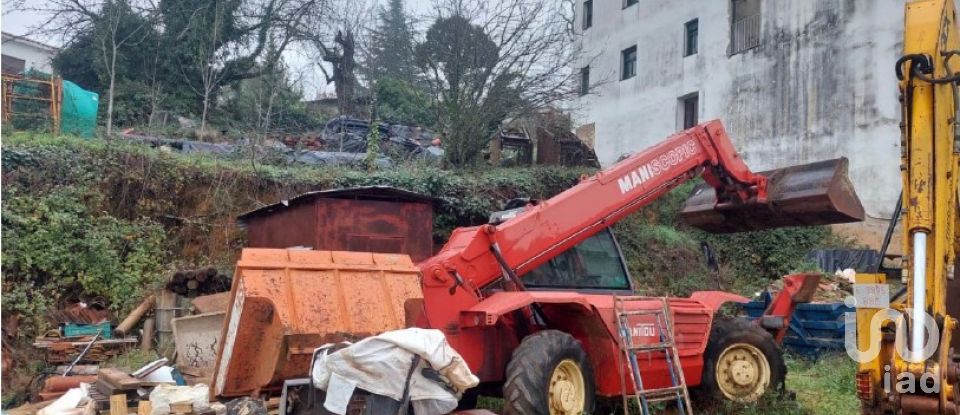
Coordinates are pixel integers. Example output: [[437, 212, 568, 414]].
[[212, 249, 424, 398]]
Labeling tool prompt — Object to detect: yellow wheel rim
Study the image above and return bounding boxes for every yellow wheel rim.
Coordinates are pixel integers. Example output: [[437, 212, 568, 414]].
[[549, 359, 586, 415], [715, 343, 771, 402]]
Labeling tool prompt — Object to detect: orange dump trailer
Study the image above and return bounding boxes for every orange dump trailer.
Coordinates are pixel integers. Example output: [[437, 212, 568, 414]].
[[211, 249, 424, 397]]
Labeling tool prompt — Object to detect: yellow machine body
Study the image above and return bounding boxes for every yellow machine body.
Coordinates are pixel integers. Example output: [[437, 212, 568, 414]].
[[856, 1, 960, 413]]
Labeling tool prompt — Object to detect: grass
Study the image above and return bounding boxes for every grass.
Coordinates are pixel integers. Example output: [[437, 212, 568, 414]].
[[103, 349, 161, 372], [689, 352, 859, 415], [784, 352, 859, 415]]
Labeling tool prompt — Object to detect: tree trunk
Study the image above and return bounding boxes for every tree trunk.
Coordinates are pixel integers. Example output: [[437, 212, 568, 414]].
[[200, 90, 210, 138], [106, 45, 117, 136], [323, 30, 359, 117]]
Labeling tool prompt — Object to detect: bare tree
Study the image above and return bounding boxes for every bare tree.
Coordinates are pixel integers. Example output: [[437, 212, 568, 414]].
[[97, 0, 151, 135], [417, 0, 582, 166], [299, 0, 372, 117], [18, 0, 156, 135], [321, 29, 358, 116], [177, 0, 229, 136], [166, 0, 321, 136]]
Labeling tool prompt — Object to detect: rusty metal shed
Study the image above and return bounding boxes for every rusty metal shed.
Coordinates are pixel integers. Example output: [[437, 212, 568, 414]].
[[238, 186, 436, 262]]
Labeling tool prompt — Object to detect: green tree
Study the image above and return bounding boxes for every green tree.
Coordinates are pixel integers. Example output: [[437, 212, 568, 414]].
[[417, 0, 579, 166], [365, 0, 417, 84], [416, 15, 515, 166], [51, 0, 160, 128], [95, 0, 152, 135], [220, 57, 321, 134], [374, 77, 433, 127], [158, 0, 316, 130]]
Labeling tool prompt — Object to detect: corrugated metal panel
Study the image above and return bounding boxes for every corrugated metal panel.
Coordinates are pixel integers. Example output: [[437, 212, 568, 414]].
[[242, 188, 435, 261]]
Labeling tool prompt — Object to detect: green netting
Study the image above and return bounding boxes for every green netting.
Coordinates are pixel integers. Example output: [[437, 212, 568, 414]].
[[8, 70, 56, 132], [61, 80, 99, 138]]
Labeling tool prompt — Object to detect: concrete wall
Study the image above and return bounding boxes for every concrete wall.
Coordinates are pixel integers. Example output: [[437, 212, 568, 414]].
[[1, 33, 57, 73], [573, 0, 905, 230]]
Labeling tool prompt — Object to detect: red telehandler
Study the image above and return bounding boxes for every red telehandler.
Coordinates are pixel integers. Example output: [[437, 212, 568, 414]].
[[414, 120, 863, 413], [213, 120, 864, 414]]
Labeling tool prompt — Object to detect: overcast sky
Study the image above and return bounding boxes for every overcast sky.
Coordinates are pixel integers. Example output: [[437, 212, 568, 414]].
[[1, 0, 435, 98]]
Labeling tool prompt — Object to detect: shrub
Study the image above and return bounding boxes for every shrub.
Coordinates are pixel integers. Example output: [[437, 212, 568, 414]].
[[1, 186, 168, 339]]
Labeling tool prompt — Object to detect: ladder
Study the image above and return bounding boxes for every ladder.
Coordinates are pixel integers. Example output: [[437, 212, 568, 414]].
[[614, 296, 693, 415]]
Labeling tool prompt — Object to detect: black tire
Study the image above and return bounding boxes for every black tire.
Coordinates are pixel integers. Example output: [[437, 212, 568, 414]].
[[503, 330, 596, 415], [700, 317, 786, 403], [456, 388, 479, 410]]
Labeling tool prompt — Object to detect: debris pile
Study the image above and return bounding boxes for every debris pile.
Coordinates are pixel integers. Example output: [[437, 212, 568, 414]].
[[31, 361, 224, 415], [17, 265, 237, 415], [119, 116, 444, 168], [33, 301, 138, 367], [763, 269, 853, 303]]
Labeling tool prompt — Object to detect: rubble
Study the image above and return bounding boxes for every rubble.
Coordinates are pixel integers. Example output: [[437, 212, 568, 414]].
[[47, 301, 111, 327], [33, 337, 138, 364], [762, 269, 854, 303], [118, 115, 445, 169]]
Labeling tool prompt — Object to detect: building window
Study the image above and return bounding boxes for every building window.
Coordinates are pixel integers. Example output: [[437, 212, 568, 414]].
[[580, 66, 590, 95], [684, 19, 699, 56], [623, 0, 638, 9], [1, 54, 26, 74], [621, 46, 637, 80], [680, 93, 699, 130], [731, 0, 761, 54], [582, 0, 593, 30]]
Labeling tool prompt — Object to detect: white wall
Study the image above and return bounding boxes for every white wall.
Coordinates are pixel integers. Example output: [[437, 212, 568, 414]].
[[573, 0, 904, 221], [2, 35, 57, 73]]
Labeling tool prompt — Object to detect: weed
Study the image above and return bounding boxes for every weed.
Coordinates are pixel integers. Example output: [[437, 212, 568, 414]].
[[104, 349, 162, 372]]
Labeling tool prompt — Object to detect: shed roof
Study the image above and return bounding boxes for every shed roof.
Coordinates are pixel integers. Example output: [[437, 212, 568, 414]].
[[237, 186, 437, 223]]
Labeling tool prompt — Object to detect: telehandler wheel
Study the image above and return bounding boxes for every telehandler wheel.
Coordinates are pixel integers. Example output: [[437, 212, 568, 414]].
[[503, 330, 596, 415], [701, 317, 786, 403]]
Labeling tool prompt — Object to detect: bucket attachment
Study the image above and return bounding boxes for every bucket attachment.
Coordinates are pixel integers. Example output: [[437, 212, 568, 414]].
[[680, 157, 865, 233]]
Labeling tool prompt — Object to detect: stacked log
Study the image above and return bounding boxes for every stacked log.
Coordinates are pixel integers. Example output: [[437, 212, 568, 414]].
[[165, 267, 231, 297]]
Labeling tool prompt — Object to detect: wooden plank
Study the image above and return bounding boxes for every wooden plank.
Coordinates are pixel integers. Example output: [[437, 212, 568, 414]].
[[137, 401, 151, 415], [115, 294, 156, 336], [95, 379, 119, 397], [190, 292, 230, 314], [98, 368, 141, 390], [109, 395, 127, 415]]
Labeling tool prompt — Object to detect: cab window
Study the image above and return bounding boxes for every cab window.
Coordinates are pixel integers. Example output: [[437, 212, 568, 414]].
[[523, 229, 631, 290]]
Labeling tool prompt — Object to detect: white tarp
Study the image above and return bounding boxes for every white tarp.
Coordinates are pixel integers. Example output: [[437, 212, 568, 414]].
[[311, 328, 479, 415]]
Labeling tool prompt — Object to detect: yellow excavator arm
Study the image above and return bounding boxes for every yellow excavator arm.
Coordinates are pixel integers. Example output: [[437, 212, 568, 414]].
[[857, 1, 960, 414]]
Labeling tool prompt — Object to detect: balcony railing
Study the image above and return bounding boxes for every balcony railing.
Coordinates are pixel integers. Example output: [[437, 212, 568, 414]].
[[731, 14, 762, 54]]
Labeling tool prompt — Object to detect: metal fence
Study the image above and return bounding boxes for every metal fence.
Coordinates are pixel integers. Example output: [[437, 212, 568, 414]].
[[1, 73, 62, 133], [730, 14, 762, 54]]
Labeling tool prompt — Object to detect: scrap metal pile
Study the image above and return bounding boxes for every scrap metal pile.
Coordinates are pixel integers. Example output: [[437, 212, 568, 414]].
[[118, 116, 444, 168], [23, 265, 235, 415]]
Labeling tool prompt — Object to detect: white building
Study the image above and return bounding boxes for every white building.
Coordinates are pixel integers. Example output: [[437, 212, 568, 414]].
[[2, 32, 59, 74], [573, 0, 905, 243]]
